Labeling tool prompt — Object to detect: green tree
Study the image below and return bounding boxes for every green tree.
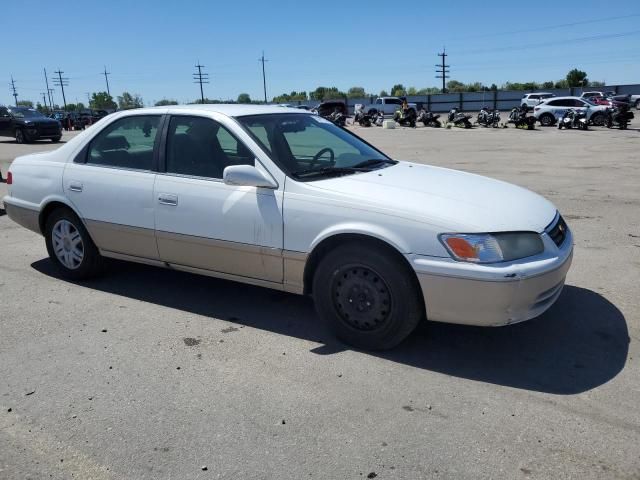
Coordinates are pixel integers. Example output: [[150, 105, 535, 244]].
[[16, 100, 34, 108], [407, 87, 418, 96], [347, 86, 367, 98], [65, 103, 78, 112], [379, 90, 389, 97], [390, 84, 406, 96], [417, 87, 441, 95], [117, 92, 144, 110], [542, 81, 554, 89], [446, 80, 466, 92], [310, 86, 344, 101], [155, 99, 178, 106], [90, 92, 117, 110], [490, 84, 498, 91], [237, 93, 251, 104], [589, 80, 605, 87], [554, 79, 569, 89], [566, 69, 588, 87]]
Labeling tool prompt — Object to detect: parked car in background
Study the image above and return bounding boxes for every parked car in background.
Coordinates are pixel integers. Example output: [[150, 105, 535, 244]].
[[0, 106, 62, 143], [533, 96, 609, 126], [3, 105, 573, 350], [521, 93, 555, 108], [313, 100, 347, 118], [580, 91, 612, 106], [366, 97, 417, 115]]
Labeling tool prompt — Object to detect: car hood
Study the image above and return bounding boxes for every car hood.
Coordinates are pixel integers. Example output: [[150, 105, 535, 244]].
[[21, 118, 60, 126], [306, 162, 557, 233]]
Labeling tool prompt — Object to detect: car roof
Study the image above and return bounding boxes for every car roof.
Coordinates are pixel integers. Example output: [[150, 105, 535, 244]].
[[117, 104, 309, 118], [525, 92, 554, 96], [540, 96, 585, 101]]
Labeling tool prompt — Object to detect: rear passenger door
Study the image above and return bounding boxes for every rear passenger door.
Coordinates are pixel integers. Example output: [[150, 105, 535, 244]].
[[63, 114, 163, 259]]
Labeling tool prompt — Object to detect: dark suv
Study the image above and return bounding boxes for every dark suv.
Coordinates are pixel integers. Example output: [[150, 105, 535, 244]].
[[0, 106, 62, 143]]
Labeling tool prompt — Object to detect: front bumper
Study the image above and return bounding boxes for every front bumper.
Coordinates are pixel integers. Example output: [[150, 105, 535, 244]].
[[410, 227, 573, 327]]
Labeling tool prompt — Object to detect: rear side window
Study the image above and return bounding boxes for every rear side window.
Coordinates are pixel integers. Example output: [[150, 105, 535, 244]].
[[529, 95, 539, 100], [88, 115, 160, 170]]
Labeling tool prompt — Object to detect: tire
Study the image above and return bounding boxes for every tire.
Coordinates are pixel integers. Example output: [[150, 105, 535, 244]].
[[521, 104, 528, 109], [51, 136, 62, 143], [367, 108, 378, 116], [590, 112, 605, 126], [539, 113, 555, 127], [15, 129, 25, 144], [44, 207, 104, 280], [312, 243, 423, 350], [635, 100, 640, 110]]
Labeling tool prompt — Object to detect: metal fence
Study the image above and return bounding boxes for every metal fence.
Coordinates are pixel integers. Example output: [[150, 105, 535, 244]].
[[282, 84, 640, 114]]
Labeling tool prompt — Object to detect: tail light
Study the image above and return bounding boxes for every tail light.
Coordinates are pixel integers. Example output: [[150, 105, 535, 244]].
[[6, 171, 12, 185]]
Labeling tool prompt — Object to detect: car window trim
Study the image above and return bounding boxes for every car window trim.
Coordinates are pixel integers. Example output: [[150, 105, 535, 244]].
[[79, 113, 165, 171], [160, 114, 258, 180]]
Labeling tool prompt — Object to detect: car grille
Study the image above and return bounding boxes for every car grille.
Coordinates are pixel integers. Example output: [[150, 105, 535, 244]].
[[36, 123, 61, 136], [546, 215, 568, 247]]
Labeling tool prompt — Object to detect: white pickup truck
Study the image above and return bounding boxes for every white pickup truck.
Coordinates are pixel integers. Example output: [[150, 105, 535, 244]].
[[366, 97, 417, 115]]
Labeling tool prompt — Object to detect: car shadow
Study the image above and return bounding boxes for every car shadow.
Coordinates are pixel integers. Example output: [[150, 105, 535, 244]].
[[31, 258, 629, 395]]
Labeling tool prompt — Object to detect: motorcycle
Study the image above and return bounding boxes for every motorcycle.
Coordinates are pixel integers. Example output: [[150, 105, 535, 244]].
[[508, 105, 536, 130], [374, 111, 384, 127], [417, 109, 441, 127], [448, 108, 473, 128], [605, 103, 634, 130], [558, 109, 588, 130], [477, 107, 500, 128], [328, 109, 346, 127], [353, 105, 372, 127], [393, 107, 417, 128]]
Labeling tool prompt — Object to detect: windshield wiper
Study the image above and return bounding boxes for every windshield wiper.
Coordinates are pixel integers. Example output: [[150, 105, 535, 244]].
[[292, 166, 368, 179], [351, 158, 396, 169]]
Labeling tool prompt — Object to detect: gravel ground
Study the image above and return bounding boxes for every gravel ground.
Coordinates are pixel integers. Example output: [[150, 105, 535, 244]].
[[1, 123, 639, 479]]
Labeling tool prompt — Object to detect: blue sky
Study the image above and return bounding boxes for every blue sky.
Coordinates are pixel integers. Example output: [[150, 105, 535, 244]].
[[2, 0, 639, 106]]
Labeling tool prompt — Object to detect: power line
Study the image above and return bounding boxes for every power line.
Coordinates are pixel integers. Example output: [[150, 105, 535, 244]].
[[52, 70, 69, 110], [10, 76, 18, 104], [259, 51, 268, 103], [193, 61, 209, 103], [435, 49, 450, 93], [102, 66, 111, 96]]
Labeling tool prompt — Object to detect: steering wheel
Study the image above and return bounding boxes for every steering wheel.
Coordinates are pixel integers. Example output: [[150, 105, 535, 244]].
[[308, 147, 335, 169]]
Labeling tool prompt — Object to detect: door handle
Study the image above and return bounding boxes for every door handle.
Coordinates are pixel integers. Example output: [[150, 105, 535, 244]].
[[158, 193, 178, 206], [69, 181, 83, 192]]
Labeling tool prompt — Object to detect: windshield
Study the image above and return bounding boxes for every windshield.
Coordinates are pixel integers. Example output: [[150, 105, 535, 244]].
[[236, 113, 394, 180], [10, 108, 47, 119]]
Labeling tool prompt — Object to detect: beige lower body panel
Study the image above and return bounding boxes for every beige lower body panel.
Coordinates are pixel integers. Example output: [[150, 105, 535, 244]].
[[85, 220, 159, 259], [417, 251, 573, 327], [4, 203, 41, 234]]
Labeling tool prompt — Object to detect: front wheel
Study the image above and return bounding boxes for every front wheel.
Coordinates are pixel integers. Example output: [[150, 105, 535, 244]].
[[44, 208, 104, 280], [539, 113, 555, 127], [15, 129, 26, 144], [51, 136, 62, 143], [312, 244, 423, 350], [590, 112, 605, 126]]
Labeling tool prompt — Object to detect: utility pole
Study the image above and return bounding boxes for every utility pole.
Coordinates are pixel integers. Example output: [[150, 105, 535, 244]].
[[41, 92, 48, 112], [44, 68, 53, 111], [102, 66, 111, 96], [192, 61, 209, 103], [48, 88, 55, 109], [53, 70, 69, 110], [259, 51, 269, 103], [86, 92, 91, 107], [10, 76, 18, 104], [436, 48, 450, 94]]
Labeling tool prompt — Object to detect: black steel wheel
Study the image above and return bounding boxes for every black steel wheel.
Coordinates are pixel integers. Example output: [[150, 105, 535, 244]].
[[313, 243, 423, 350]]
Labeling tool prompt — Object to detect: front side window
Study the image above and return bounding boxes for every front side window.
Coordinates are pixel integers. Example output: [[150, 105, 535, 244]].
[[238, 113, 394, 180], [165, 116, 254, 179], [88, 115, 160, 170]]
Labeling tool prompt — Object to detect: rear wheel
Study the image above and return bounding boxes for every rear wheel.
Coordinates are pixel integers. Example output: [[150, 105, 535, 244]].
[[312, 243, 423, 350], [51, 136, 61, 143], [44, 208, 103, 280], [539, 113, 555, 127]]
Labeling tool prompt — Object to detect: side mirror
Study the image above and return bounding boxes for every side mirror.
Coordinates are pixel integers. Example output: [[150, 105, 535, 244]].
[[223, 164, 277, 189]]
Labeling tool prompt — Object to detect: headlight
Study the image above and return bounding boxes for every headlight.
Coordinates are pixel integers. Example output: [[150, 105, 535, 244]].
[[439, 232, 544, 263]]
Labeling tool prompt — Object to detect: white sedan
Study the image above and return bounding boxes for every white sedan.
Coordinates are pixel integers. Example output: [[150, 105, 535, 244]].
[[533, 96, 609, 126], [3, 105, 573, 350]]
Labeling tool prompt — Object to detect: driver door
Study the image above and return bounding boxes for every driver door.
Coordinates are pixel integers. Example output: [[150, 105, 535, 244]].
[[154, 115, 284, 282]]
